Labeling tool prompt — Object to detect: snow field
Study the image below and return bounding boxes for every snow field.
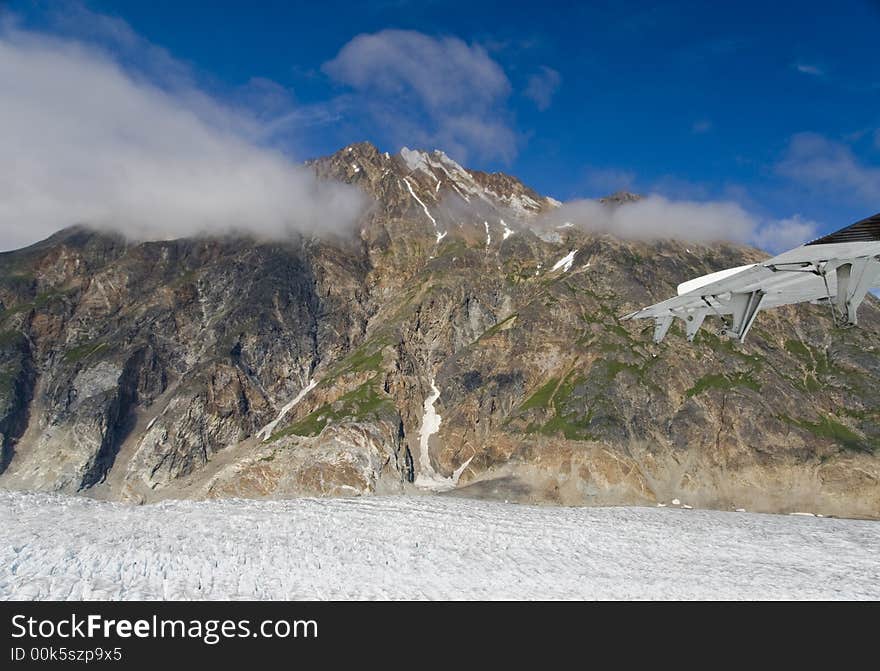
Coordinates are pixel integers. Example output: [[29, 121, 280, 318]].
[[2, 491, 878, 600]]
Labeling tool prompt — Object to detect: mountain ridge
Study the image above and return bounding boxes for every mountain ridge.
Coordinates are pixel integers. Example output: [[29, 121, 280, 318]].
[[0, 143, 878, 517]]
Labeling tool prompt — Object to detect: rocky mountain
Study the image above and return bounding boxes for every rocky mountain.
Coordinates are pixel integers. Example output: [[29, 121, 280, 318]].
[[1, 142, 878, 517]]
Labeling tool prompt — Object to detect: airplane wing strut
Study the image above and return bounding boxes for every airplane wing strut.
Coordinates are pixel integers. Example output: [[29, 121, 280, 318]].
[[623, 212, 880, 344]]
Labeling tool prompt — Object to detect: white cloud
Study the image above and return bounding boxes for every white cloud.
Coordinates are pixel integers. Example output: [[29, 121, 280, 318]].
[[541, 195, 756, 242], [539, 194, 816, 250], [524, 66, 561, 111], [777, 132, 880, 203], [751, 215, 819, 253], [795, 63, 824, 76], [322, 29, 516, 163], [0, 22, 366, 251]]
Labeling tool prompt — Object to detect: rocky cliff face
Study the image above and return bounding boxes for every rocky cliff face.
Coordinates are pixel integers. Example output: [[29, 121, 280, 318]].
[[1, 142, 878, 517]]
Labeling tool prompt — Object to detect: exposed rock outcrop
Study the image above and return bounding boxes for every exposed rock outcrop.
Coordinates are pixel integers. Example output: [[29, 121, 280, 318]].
[[0, 142, 878, 517]]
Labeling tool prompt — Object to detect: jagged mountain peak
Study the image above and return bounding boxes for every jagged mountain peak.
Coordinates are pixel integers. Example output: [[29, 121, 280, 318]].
[[599, 191, 643, 206], [313, 143, 557, 225], [396, 146, 556, 216], [306, 143, 564, 252]]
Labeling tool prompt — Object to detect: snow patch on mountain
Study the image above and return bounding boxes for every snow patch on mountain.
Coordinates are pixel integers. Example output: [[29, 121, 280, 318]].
[[400, 147, 431, 173], [257, 379, 317, 441], [426, 151, 485, 201], [403, 177, 438, 229], [552, 249, 578, 272], [413, 378, 468, 492]]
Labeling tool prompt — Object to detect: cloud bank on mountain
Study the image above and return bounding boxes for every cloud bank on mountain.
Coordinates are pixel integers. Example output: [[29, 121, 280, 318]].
[[0, 22, 366, 251], [540, 195, 817, 253]]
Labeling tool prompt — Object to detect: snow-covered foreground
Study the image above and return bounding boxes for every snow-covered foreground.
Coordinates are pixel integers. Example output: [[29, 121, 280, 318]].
[[2, 491, 878, 600]]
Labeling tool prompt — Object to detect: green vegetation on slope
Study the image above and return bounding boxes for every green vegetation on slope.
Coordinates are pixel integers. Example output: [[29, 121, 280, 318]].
[[271, 376, 394, 441], [686, 371, 761, 397], [782, 414, 875, 454], [63, 341, 108, 364], [520, 377, 558, 411], [518, 372, 597, 441]]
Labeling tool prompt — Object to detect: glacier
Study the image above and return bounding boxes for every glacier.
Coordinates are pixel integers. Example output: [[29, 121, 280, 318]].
[[1, 491, 878, 600]]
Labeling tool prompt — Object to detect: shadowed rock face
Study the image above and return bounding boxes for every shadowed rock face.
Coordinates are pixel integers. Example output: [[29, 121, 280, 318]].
[[1, 142, 879, 517]]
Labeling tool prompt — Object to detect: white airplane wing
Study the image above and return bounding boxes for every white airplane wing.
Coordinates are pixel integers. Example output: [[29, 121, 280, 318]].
[[623, 212, 880, 343]]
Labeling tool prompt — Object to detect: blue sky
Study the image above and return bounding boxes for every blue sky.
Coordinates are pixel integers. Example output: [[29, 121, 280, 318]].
[[2, 0, 879, 248]]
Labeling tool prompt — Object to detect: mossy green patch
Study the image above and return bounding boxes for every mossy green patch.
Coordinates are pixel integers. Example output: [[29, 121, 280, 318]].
[[479, 313, 517, 340], [63, 341, 108, 364], [783, 414, 874, 454], [0, 289, 72, 326], [0, 301, 36, 319], [686, 371, 761, 397], [520, 377, 558, 411], [802, 374, 821, 392], [325, 338, 390, 381], [552, 371, 583, 408], [435, 238, 469, 259], [270, 376, 394, 441], [336, 379, 389, 418], [835, 405, 880, 422], [609, 323, 634, 340], [526, 411, 597, 441], [783, 339, 831, 375], [518, 371, 598, 441], [696, 329, 766, 368], [344, 349, 383, 373], [605, 360, 637, 381], [275, 408, 329, 439], [785, 339, 811, 361]]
